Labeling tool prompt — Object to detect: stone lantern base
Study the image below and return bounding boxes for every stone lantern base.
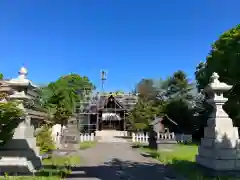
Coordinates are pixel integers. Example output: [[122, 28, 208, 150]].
[[196, 72, 240, 171], [196, 125, 240, 171]]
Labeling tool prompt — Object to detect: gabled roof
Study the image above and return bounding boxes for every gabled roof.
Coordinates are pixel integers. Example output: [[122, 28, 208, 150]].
[[100, 94, 124, 109], [83, 93, 138, 113]]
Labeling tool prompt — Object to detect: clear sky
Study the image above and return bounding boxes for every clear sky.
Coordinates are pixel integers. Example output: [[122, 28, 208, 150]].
[[0, 0, 239, 92]]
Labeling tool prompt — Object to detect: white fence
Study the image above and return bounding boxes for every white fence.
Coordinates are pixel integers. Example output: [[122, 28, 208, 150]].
[[132, 132, 192, 144], [79, 133, 95, 142], [53, 133, 95, 148]]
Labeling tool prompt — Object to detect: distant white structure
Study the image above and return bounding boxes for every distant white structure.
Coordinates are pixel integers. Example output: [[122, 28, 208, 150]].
[[52, 124, 66, 148], [102, 113, 121, 121]]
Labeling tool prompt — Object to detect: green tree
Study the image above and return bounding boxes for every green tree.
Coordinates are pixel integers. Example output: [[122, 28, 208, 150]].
[[195, 24, 240, 126], [114, 90, 124, 95], [0, 92, 23, 145], [36, 125, 55, 153], [128, 77, 169, 131], [41, 74, 95, 126], [128, 98, 165, 131], [0, 73, 3, 80], [128, 70, 195, 133], [195, 62, 209, 92], [135, 78, 157, 101], [163, 71, 195, 133], [195, 24, 240, 90], [166, 70, 194, 101]]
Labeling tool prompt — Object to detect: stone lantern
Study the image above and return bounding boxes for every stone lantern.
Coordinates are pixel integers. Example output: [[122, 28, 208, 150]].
[[196, 72, 240, 171], [0, 66, 42, 173]]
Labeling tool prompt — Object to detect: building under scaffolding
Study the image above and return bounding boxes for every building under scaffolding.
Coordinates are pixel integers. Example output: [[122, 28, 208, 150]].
[[74, 92, 138, 133]]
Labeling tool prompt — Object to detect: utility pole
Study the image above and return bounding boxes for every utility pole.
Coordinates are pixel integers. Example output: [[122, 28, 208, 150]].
[[100, 69, 107, 92]]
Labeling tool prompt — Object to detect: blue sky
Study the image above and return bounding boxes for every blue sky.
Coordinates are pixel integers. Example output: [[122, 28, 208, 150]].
[[0, 1, 239, 92]]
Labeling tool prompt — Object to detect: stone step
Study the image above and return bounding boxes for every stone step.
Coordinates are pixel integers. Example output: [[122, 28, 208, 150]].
[[95, 130, 127, 137], [0, 157, 38, 173], [0, 150, 40, 158], [98, 137, 128, 143]]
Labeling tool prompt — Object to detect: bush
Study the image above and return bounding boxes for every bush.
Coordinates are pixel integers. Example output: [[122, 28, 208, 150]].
[[36, 125, 55, 153], [79, 141, 96, 150], [0, 101, 23, 146]]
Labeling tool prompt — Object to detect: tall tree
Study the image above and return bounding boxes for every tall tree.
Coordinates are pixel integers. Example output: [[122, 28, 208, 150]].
[[128, 78, 168, 131], [135, 78, 157, 101], [166, 70, 193, 101], [129, 70, 195, 133], [41, 73, 95, 125], [163, 71, 195, 133], [128, 98, 166, 131], [195, 24, 240, 126], [195, 24, 240, 91], [195, 62, 209, 92]]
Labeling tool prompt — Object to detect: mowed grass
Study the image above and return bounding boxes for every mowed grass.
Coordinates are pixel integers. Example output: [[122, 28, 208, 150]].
[[42, 155, 81, 167], [79, 141, 97, 150], [136, 143, 239, 180]]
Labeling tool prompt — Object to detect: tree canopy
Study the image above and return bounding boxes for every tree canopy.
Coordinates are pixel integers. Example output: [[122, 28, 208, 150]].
[[128, 70, 195, 132], [40, 73, 95, 125], [0, 101, 23, 145], [195, 24, 240, 126], [195, 24, 240, 90], [0, 76, 23, 145]]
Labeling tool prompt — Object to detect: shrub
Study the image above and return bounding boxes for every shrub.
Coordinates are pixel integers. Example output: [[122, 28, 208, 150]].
[[0, 101, 23, 146], [36, 125, 55, 153]]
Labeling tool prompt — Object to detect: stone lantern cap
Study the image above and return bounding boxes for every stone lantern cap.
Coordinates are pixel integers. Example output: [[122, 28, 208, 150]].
[[209, 72, 232, 91], [19, 67, 28, 76], [8, 66, 37, 88]]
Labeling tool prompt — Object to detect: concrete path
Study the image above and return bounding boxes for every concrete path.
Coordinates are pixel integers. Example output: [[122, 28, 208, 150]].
[[66, 142, 171, 180]]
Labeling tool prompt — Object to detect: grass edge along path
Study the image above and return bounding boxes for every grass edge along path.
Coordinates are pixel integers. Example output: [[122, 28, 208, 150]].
[[134, 143, 239, 180], [79, 141, 97, 150]]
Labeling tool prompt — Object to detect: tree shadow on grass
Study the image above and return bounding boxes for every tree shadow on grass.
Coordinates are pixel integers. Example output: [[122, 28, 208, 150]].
[[143, 133, 240, 180], [168, 159, 240, 180], [142, 150, 240, 180]]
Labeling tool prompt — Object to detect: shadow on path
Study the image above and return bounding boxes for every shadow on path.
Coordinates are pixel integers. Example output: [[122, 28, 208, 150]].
[[66, 158, 167, 180], [41, 142, 180, 180]]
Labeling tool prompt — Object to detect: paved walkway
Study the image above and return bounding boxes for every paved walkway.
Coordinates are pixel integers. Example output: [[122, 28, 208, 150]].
[[67, 142, 172, 180]]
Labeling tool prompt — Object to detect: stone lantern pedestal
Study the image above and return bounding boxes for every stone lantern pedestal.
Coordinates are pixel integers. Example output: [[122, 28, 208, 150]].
[[196, 73, 240, 171]]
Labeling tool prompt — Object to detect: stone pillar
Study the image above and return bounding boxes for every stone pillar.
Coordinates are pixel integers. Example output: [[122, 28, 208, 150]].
[[123, 111, 126, 131], [88, 113, 90, 132], [196, 72, 240, 171], [96, 113, 99, 130], [0, 114, 41, 174]]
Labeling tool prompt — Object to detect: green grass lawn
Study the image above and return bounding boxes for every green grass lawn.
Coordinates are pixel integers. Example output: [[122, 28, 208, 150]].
[[136, 143, 239, 180], [79, 141, 97, 150], [0, 155, 81, 180]]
